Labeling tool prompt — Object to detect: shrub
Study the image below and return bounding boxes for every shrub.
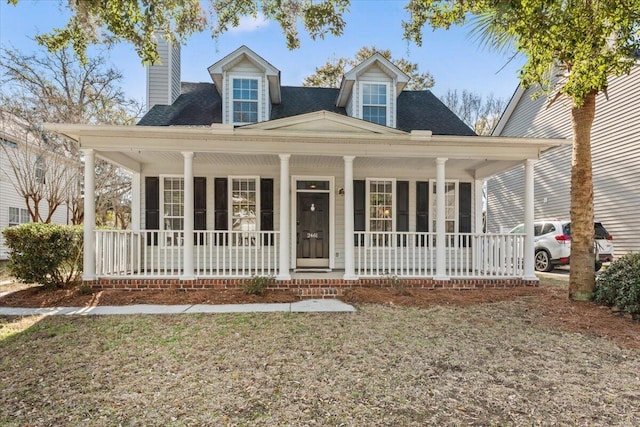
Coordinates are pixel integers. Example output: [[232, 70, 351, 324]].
[[594, 252, 640, 319], [2, 223, 83, 288], [242, 275, 275, 296], [382, 274, 411, 296]]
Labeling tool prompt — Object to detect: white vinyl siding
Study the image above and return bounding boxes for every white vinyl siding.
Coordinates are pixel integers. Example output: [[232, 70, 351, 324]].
[[488, 64, 640, 255], [1, 149, 69, 260], [146, 37, 181, 111]]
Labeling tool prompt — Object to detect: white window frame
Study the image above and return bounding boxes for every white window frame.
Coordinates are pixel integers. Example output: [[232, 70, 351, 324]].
[[35, 155, 46, 184], [359, 81, 390, 127], [160, 175, 185, 247], [228, 176, 261, 246], [429, 180, 459, 234], [365, 178, 396, 233], [229, 73, 262, 125], [8, 207, 30, 227]]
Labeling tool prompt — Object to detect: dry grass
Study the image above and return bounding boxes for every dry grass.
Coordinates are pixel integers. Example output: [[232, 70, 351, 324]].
[[1, 301, 639, 426]]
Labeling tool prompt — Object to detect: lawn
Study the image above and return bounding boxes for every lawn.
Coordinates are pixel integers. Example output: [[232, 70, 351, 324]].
[[1, 299, 639, 425]]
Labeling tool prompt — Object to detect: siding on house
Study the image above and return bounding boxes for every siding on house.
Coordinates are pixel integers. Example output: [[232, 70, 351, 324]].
[[488, 65, 640, 255], [146, 37, 181, 111], [0, 148, 69, 260], [140, 157, 479, 270]]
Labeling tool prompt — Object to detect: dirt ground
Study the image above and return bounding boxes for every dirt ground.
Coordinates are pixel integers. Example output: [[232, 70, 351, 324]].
[[1, 280, 639, 350]]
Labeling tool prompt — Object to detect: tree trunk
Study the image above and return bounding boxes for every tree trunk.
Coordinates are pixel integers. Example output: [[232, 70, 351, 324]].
[[569, 91, 597, 301]]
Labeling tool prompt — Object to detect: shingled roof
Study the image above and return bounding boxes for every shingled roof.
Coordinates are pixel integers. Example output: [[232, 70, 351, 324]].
[[138, 82, 475, 136]]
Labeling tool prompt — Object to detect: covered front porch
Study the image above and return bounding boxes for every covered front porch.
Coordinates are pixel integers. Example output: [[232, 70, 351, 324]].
[[48, 112, 567, 293]]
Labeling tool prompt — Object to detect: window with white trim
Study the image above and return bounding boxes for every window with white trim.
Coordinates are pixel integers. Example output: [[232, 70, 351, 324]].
[[9, 207, 30, 226], [230, 177, 259, 245], [162, 176, 184, 246], [431, 181, 458, 233], [35, 155, 45, 184], [367, 179, 394, 246], [362, 83, 388, 126], [232, 78, 259, 124]]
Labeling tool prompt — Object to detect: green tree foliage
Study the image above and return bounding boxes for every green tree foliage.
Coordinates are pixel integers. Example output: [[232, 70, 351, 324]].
[[2, 223, 83, 288], [6, 0, 349, 64], [404, 0, 640, 300], [303, 46, 435, 90], [594, 253, 640, 319]]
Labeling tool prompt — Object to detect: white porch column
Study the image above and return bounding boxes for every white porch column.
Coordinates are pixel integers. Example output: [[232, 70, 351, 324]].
[[82, 148, 96, 281], [131, 173, 141, 231], [435, 158, 449, 280], [278, 154, 291, 280], [182, 152, 195, 280], [343, 156, 357, 280], [523, 159, 538, 280], [474, 179, 484, 234]]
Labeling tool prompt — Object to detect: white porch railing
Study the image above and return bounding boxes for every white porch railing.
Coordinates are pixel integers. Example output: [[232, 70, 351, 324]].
[[95, 230, 523, 279], [355, 232, 525, 278], [95, 230, 279, 278]]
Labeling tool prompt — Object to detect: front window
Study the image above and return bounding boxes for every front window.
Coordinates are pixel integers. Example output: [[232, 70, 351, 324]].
[[233, 78, 258, 124], [231, 177, 259, 245], [9, 207, 30, 226], [162, 177, 184, 246], [35, 156, 45, 184], [367, 179, 394, 246], [362, 83, 387, 126], [431, 181, 457, 233]]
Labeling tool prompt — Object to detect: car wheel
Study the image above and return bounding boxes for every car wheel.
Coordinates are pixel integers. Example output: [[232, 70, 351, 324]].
[[535, 250, 553, 272], [595, 261, 603, 272]]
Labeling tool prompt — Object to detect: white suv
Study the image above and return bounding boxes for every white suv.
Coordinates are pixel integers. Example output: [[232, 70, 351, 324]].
[[509, 220, 614, 272]]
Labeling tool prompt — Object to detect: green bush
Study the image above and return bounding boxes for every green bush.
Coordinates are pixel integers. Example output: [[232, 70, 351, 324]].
[[594, 252, 640, 319], [242, 275, 275, 296], [2, 223, 83, 288]]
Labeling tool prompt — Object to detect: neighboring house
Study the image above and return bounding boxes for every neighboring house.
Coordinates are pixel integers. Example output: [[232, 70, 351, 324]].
[[47, 43, 566, 295], [487, 64, 640, 256], [0, 112, 70, 260]]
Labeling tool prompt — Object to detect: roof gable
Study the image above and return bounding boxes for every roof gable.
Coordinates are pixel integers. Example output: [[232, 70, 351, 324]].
[[240, 110, 407, 135], [337, 53, 410, 107], [207, 45, 281, 104]]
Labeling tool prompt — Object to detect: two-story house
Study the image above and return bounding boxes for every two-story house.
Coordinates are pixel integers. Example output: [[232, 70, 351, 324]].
[[47, 43, 567, 296]]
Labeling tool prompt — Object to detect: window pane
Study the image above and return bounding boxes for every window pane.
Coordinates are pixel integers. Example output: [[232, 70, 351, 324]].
[[232, 178, 258, 235], [163, 177, 184, 242], [233, 78, 258, 123], [362, 83, 387, 126]]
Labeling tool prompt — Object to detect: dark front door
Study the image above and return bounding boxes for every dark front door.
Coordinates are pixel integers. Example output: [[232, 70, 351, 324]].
[[296, 192, 330, 267]]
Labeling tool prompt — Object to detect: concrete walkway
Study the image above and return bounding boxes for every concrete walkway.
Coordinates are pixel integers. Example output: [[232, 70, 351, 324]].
[[0, 299, 356, 316]]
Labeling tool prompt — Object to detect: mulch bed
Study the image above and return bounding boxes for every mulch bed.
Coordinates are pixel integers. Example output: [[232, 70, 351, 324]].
[[1, 281, 639, 350]]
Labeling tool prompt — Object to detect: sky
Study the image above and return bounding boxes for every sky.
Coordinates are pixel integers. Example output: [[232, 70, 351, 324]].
[[0, 0, 525, 107]]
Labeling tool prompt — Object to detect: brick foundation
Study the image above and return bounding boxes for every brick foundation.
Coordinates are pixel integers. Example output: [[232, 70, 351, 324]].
[[85, 277, 538, 299]]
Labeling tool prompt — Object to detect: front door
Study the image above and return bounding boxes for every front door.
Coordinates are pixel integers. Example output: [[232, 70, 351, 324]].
[[296, 192, 330, 267]]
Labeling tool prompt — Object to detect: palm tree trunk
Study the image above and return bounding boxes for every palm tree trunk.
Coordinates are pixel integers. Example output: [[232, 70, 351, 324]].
[[569, 90, 597, 301]]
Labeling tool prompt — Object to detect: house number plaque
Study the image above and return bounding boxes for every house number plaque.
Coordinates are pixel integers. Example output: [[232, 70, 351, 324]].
[[306, 232, 319, 239]]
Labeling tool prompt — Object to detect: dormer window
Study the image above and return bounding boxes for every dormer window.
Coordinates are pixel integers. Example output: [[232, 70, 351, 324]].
[[233, 78, 259, 124], [208, 46, 282, 125], [362, 83, 388, 126]]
